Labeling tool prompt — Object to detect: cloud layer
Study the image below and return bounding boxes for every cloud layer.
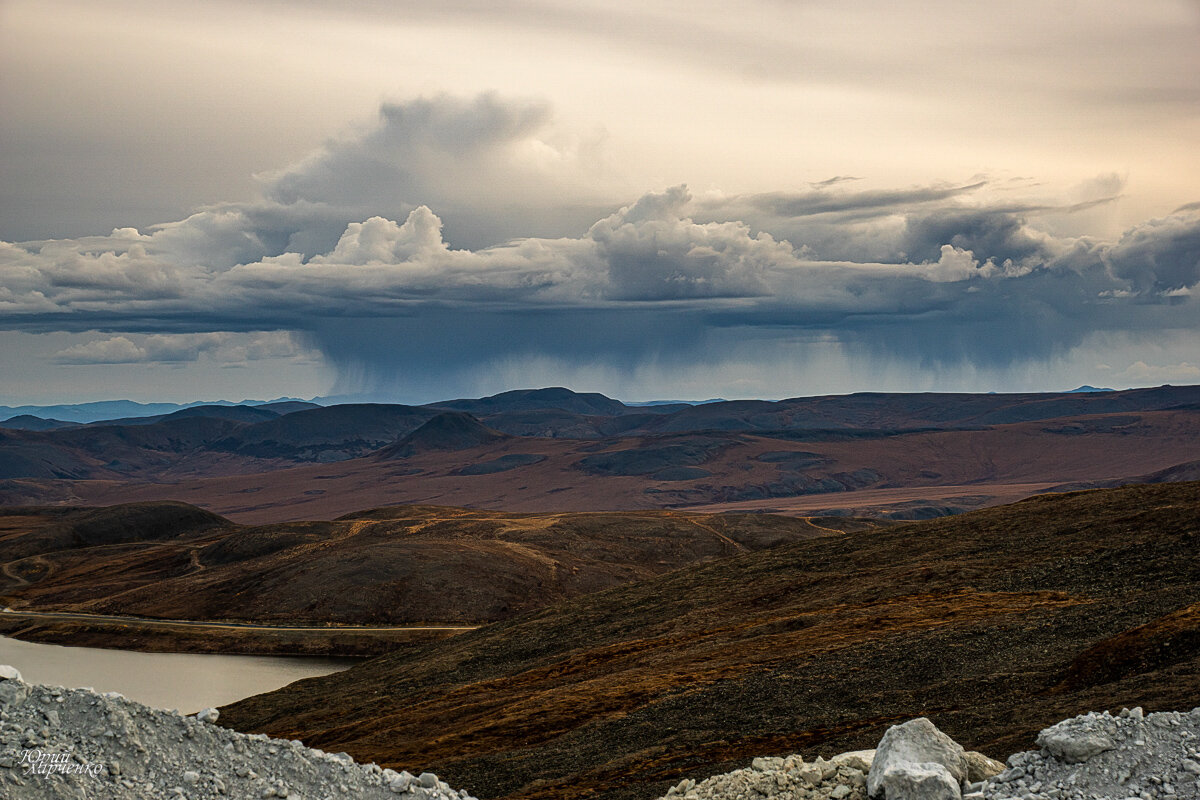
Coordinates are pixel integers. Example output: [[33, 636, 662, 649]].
[[2, 94, 1198, 399], [52, 331, 313, 366]]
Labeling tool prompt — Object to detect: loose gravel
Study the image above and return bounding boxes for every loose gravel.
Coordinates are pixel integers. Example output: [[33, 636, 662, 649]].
[[978, 706, 1200, 800], [0, 665, 476, 800], [659, 707, 1200, 800], [661, 752, 874, 800], [3, 661, 1198, 800]]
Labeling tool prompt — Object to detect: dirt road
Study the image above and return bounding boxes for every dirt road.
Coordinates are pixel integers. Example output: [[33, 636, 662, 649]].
[[0, 607, 477, 634]]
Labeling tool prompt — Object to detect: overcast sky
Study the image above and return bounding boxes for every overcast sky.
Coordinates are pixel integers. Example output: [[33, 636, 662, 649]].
[[1, 0, 1198, 404]]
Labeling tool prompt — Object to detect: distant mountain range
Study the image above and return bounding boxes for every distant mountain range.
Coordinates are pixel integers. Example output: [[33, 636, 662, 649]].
[[0, 384, 1132, 425], [0, 397, 313, 425], [2, 384, 1199, 521]]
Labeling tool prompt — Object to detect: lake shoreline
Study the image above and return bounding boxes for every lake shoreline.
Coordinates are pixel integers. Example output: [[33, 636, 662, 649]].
[[0, 610, 471, 657], [0, 634, 360, 713]]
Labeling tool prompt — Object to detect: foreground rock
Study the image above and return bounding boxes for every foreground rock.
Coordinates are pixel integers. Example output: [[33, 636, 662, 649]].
[[657, 732, 1000, 800], [662, 752, 872, 800], [867, 717, 968, 799], [657, 723, 1005, 800], [0, 666, 475, 800], [657, 708, 1200, 800], [980, 707, 1200, 800], [4, 653, 1198, 800]]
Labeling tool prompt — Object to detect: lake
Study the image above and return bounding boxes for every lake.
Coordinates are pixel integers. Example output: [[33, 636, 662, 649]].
[[0, 635, 359, 712]]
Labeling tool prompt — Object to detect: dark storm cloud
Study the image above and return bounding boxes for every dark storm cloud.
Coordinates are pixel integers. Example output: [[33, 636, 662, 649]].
[[307, 243, 1198, 400], [1, 92, 1197, 394], [3, 185, 1197, 356], [900, 208, 1051, 265], [1105, 213, 1200, 293], [693, 181, 1125, 266]]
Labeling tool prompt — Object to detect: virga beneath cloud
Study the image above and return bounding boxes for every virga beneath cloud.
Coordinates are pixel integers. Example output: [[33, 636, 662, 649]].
[[1, 94, 1197, 397]]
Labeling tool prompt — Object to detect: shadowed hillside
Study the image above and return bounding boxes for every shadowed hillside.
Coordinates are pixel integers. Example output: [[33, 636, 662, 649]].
[[2, 387, 1199, 521], [0, 501, 225, 562], [0, 415, 78, 431], [213, 403, 438, 461], [426, 387, 637, 417], [375, 413, 510, 460], [8, 407, 1193, 524], [0, 503, 865, 630], [219, 482, 1200, 800]]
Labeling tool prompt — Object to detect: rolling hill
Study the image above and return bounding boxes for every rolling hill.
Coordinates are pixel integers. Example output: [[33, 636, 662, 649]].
[[375, 413, 511, 459], [1, 386, 1199, 521], [0, 415, 79, 431], [218, 481, 1200, 800], [426, 387, 642, 417], [5, 407, 1194, 524], [0, 502, 864, 628]]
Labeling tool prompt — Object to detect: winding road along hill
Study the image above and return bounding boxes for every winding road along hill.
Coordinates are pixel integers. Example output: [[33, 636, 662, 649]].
[[219, 482, 1200, 800], [0, 502, 865, 629]]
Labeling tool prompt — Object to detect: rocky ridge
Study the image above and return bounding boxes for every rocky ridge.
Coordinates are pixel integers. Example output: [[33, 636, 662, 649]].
[[658, 708, 1200, 800], [0, 666, 475, 800], [2, 659, 1199, 800], [983, 707, 1200, 800]]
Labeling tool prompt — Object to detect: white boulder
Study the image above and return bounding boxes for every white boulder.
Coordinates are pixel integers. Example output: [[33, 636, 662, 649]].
[[0, 664, 28, 706], [867, 717, 967, 799], [872, 761, 961, 800], [1035, 715, 1114, 763]]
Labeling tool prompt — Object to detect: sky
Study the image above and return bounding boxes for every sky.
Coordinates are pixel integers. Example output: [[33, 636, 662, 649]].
[[1, 0, 1198, 405]]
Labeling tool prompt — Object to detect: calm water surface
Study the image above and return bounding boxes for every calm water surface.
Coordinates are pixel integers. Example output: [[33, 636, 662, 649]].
[[0, 635, 359, 713]]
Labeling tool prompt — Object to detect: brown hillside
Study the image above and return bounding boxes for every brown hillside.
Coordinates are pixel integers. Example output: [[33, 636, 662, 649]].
[[219, 482, 1200, 800], [375, 412, 510, 460], [12, 408, 1197, 523], [0, 504, 862, 627]]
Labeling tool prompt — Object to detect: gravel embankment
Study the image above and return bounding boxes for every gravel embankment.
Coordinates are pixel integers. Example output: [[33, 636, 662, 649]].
[[981, 706, 1200, 800], [0, 665, 475, 800], [4, 661, 1199, 800], [658, 706, 1200, 800]]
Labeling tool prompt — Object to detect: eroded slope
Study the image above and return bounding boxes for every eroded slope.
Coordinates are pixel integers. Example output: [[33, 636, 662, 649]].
[[0, 503, 857, 626], [219, 482, 1200, 800]]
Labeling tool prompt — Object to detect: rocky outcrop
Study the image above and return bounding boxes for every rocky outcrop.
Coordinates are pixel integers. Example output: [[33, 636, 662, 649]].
[[0, 667, 476, 800], [656, 726, 1002, 800], [661, 754, 870, 800], [866, 717, 969, 799], [981, 706, 1200, 800], [657, 708, 1200, 800], [1034, 714, 1115, 763]]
